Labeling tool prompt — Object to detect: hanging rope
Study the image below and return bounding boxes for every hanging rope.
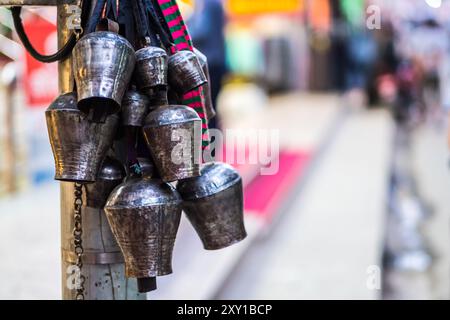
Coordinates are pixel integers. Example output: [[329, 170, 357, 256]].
[[152, 0, 210, 148], [10, 0, 91, 63]]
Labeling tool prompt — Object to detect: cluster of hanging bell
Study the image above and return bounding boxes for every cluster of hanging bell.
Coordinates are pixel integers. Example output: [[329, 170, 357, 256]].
[[45, 0, 246, 294]]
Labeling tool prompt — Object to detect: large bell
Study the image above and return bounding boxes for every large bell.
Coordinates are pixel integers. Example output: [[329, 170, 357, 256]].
[[135, 46, 168, 96], [142, 104, 202, 182], [84, 157, 126, 208], [45, 93, 119, 183], [72, 32, 136, 122], [168, 50, 207, 94], [177, 162, 247, 250], [104, 171, 183, 281], [194, 48, 216, 121], [121, 88, 150, 127]]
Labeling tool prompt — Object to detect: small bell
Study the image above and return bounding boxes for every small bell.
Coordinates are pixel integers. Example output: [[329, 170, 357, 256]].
[[177, 162, 247, 250], [84, 157, 126, 208], [142, 103, 202, 182], [45, 93, 119, 183], [194, 48, 216, 121], [135, 46, 168, 96], [72, 31, 136, 122], [105, 168, 182, 288], [168, 50, 207, 94], [121, 88, 150, 127]]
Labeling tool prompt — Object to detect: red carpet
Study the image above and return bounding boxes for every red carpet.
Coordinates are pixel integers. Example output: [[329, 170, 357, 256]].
[[243, 151, 312, 223]]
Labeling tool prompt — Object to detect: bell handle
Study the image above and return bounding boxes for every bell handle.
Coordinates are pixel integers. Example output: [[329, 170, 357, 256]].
[[96, 18, 120, 34]]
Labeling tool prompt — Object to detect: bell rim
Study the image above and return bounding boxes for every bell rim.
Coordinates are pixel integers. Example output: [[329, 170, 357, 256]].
[[160, 168, 201, 183], [54, 175, 96, 184], [202, 232, 248, 251], [179, 176, 242, 201], [77, 96, 122, 115]]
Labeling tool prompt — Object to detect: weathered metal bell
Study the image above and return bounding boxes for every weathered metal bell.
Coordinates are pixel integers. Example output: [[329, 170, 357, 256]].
[[142, 105, 202, 182], [177, 162, 247, 250], [104, 173, 183, 280], [168, 50, 207, 94], [194, 48, 216, 121], [84, 157, 126, 208], [45, 92, 119, 183], [135, 46, 168, 95], [73, 32, 136, 122], [121, 88, 150, 127]]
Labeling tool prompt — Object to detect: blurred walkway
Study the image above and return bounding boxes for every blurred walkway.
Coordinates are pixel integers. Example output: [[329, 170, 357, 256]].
[[412, 125, 450, 299], [218, 108, 394, 300], [0, 183, 60, 299]]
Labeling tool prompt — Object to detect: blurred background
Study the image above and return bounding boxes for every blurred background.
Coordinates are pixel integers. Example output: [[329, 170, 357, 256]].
[[0, 0, 449, 299]]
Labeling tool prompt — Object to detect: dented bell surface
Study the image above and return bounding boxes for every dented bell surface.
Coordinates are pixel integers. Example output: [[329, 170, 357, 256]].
[[135, 46, 168, 95], [73, 32, 136, 122], [84, 157, 126, 208], [121, 89, 150, 127], [168, 50, 207, 94], [194, 48, 216, 121], [142, 104, 202, 182], [177, 162, 247, 250], [45, 92, 119, 183], [104, 171, 183, 279]]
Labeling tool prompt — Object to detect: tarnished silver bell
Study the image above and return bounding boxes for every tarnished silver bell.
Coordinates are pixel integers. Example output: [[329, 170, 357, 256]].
[[142, 105, 202, 182], [177, 162, 247, 250], [72, 32, 136, 122], [194, 48, 216, 121], [84, 157, 126, 208], [168, 50, 207, 94], [135, 46, 168, 95], [104, 172, 183, 279], [121, 88, 150, 127], [45, 92, 119, 183]]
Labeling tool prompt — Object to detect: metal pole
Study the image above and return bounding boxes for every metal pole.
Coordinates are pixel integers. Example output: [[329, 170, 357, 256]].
[[0, 0, 143, 300]]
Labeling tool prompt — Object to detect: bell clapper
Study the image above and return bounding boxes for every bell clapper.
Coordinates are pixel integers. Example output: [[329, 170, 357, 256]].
[[137, 277, 157, 293]]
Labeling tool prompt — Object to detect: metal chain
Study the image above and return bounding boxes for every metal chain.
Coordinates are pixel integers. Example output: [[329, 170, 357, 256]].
[[73, 183, 86, 300]]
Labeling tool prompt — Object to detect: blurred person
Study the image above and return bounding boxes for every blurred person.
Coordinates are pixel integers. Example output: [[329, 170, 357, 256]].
[[391, 1, 449, 124], [187, 0, 227, 130], [340, 0, 378, 108]]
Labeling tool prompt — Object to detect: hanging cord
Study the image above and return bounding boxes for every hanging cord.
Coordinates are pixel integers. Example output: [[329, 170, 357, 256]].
[[105, 0, 118, 22], [118, 0, 137, 45], [150, 0, 173, 41], [143, 0, 173, 49], [86, 0, 108, 34], [10, 0, 91, 63], [138, 0, 159, 46], [131, 0, 148, 41]]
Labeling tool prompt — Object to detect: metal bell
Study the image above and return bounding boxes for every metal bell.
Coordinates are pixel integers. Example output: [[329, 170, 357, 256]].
[[121, 88, 150, 127], [194, 48, 216, 121], [73, 32, 136, 122], [168, 50, 207, 94], [104, 173, 183, 280], [45, 92, 119, 183], [135, 46, 168, 95], [142, 105, 202, 182], [84, 157, 126, 208], [177, 162, 247, 250]]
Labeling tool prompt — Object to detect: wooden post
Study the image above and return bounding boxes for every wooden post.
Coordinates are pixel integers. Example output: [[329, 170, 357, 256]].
[[0, 0, 143, 300]]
